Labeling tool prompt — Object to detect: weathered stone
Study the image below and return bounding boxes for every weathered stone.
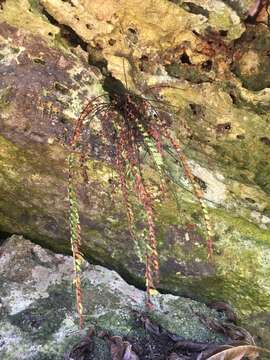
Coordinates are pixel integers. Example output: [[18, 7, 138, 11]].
[[222, 0, 257, 18], [0, 235, 228, 359], [232, 24, 270, 91], [0, 0, 269, 345], [172, 0, 245, 40]]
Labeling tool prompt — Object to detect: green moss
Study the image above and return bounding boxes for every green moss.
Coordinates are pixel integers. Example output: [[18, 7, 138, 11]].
[[208, 7, 244, 40], [9, 285, 72, 342], [93, 311, 135, 335], [28, 0, 43, 13], [31, 352, 62, 360], [207, 134, 270, 194], [212, 208, 270, 245], [154, 193, 270, 315], [160, 270, 270, 316], [149, 297, 226, 343], [1, 130, 269, 321], [255, 160, 270, 194], [11, 47, 20, 54], [243, 312, 270, 351]]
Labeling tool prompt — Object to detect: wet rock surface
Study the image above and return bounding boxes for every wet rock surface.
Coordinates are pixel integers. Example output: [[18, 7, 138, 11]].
[[0, 0, 269, 344]]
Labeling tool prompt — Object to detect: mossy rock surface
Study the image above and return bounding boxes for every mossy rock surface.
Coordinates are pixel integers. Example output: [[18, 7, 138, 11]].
[[0, 235, 228, 359], [0, 0, 269, 348]]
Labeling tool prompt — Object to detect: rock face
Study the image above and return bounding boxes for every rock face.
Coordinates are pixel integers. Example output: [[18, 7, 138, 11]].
[[0, 0, 269, 338], [0, 235, 229, 359]]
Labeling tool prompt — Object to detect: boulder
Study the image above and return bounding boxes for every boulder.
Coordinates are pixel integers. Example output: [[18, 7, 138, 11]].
[[0, 0, 269, 341], [0, 235, 228, 359]]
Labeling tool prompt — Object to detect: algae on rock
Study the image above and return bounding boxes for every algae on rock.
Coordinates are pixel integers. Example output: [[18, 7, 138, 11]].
[[0, 0, 269, 348], [0, 235, 228, 360]]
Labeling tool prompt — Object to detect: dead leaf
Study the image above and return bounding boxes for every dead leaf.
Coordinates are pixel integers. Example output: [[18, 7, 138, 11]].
[[174, 340, 209, 352], [197, 345, 238, 360], [109, 336, 139, 360], [205, 345, 263, 360], [140, 314, 163, 336], [110, 336, 126, 360], [123, 342, 140, 360], [195, 313, 254, 344], [64, 326, 95, 360]]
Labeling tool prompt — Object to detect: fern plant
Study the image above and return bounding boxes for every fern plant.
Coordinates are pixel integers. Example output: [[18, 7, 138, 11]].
[[67, 74, 215, 326]]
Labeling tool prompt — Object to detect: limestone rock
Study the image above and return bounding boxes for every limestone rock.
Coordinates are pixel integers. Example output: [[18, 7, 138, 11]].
[[0, 0, 269, 343], [0, 235, 227, 359]]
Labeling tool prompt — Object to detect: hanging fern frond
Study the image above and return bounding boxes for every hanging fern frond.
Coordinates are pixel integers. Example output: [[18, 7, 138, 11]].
[[65, 70, 217, 314], [118, 125, 160, 303], [115, 142, 137, 240], [68, 152, 85, 328]]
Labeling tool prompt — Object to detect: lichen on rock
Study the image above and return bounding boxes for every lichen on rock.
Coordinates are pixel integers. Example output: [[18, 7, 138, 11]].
[[0, 0, 269, 350], [0, 235, 228, 359]]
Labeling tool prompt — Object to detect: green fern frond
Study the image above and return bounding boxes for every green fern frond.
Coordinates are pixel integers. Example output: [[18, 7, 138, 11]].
[[137, 122, 164, 170], [68, 152, 84, 328]]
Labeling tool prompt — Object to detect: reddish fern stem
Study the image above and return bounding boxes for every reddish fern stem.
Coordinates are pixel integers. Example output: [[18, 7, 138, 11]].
[[145, 253, 155, 310], [68, 154, 85, 329], [123, 125, 159, 278], [68, 97, 102, 328], [115, 142, 136, 240], [73, 237, 84, 329], [70, 95, 105, 147], [118, 125, 159, 304], [134, 172, 159, 278]]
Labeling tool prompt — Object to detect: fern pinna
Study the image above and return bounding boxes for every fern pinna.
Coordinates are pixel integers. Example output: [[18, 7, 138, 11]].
[[68, 103, 93, 328], [68, 152, 84, 329], [67, 74, 214, 322]]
